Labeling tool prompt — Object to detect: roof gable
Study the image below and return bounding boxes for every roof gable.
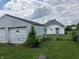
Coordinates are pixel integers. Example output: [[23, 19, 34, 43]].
[[1, 14, 44, 26], [44, 19, 64, 27]]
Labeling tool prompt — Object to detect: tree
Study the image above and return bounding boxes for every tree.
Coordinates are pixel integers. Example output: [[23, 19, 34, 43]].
[[65, 26, 72, 31], [72, 31, 79, 42], [26, 26, 40, 48], [77, 22, 79, 30]]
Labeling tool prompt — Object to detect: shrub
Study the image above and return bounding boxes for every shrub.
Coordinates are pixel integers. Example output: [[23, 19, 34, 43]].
[[73, 35, 78, 42], [42, 37, 52, 41], [55, 36, 71, 41], [76, 23, 79, 30], [65, 26, 72, 31], [65, 31, 67, 34], [42, 35, 53, 41], [25, 26, 40, 48], [72, 31, 79, 41], [56, 37, 64, 41]]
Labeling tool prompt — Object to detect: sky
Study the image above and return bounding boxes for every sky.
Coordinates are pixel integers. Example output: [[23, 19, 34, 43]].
[[0, 0, 79, 25], [0, 0, 10, 9]]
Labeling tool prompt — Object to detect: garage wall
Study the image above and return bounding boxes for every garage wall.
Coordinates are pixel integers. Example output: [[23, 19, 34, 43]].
[[0, 28, 8, 43], [0, 15, 45, 36], [34, 26, 45, 36], [0, 15, 31, 27], [9, 27, 27, 44]]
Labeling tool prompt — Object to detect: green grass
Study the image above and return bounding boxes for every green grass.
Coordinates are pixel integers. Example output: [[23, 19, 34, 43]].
[[46, 41, 79, 59], [0, 40, 79, 59]]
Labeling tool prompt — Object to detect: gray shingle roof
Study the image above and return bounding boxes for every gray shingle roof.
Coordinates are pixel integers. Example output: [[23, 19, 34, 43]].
[[44, 19, 64, 27], [1, 14, 64, 27], [4, 14, 44, 26]]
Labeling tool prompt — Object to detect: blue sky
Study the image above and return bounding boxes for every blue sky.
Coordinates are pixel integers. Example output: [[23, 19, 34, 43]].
[[0, 0, 10, 9]]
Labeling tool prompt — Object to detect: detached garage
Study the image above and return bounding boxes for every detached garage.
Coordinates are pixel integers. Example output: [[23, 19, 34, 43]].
[[0, 14, 45, 44]]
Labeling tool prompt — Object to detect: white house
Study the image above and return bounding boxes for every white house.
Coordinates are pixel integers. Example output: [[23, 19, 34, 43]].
[[44, 20, 65, 35], [0, 14, 64, 44], [72, 26, 77, 30]]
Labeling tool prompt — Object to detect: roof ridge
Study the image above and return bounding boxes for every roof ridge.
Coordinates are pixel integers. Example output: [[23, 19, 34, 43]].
[[2, 14, 44, 26], [44, 19, 64, 27], [44, 19, 56, 24]]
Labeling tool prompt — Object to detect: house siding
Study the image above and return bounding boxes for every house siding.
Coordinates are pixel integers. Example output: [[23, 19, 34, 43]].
[[0, 15, 45, 44], [0, 15, 45, 35], [46, 24, 64, 34]]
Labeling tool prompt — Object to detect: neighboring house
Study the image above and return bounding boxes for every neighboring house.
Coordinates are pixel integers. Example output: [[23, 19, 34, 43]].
[[72, 26, 76, 30], [0, 14, 64, 44], [44, 20, 65, 35], [71, 26, 77, 30]]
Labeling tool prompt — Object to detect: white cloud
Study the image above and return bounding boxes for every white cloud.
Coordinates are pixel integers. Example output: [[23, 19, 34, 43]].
[[3, 0, 41, 17], [0, 0, 79, 25], [32, 0, 79, 25]]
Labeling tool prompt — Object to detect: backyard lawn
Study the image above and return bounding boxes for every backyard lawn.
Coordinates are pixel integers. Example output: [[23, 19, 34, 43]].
[[0, 40, 79, 59]]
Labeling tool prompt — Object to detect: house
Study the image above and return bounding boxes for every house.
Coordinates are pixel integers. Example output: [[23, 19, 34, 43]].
[[71, 25, 77, 30], [0, 14, 64, 44], [44, 20, 65, 35], [72, 26, 77, 30]]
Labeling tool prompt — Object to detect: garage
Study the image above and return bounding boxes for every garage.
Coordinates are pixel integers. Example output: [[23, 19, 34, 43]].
[[9, 27, 27, 44], [0, 28, 6, 43]]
